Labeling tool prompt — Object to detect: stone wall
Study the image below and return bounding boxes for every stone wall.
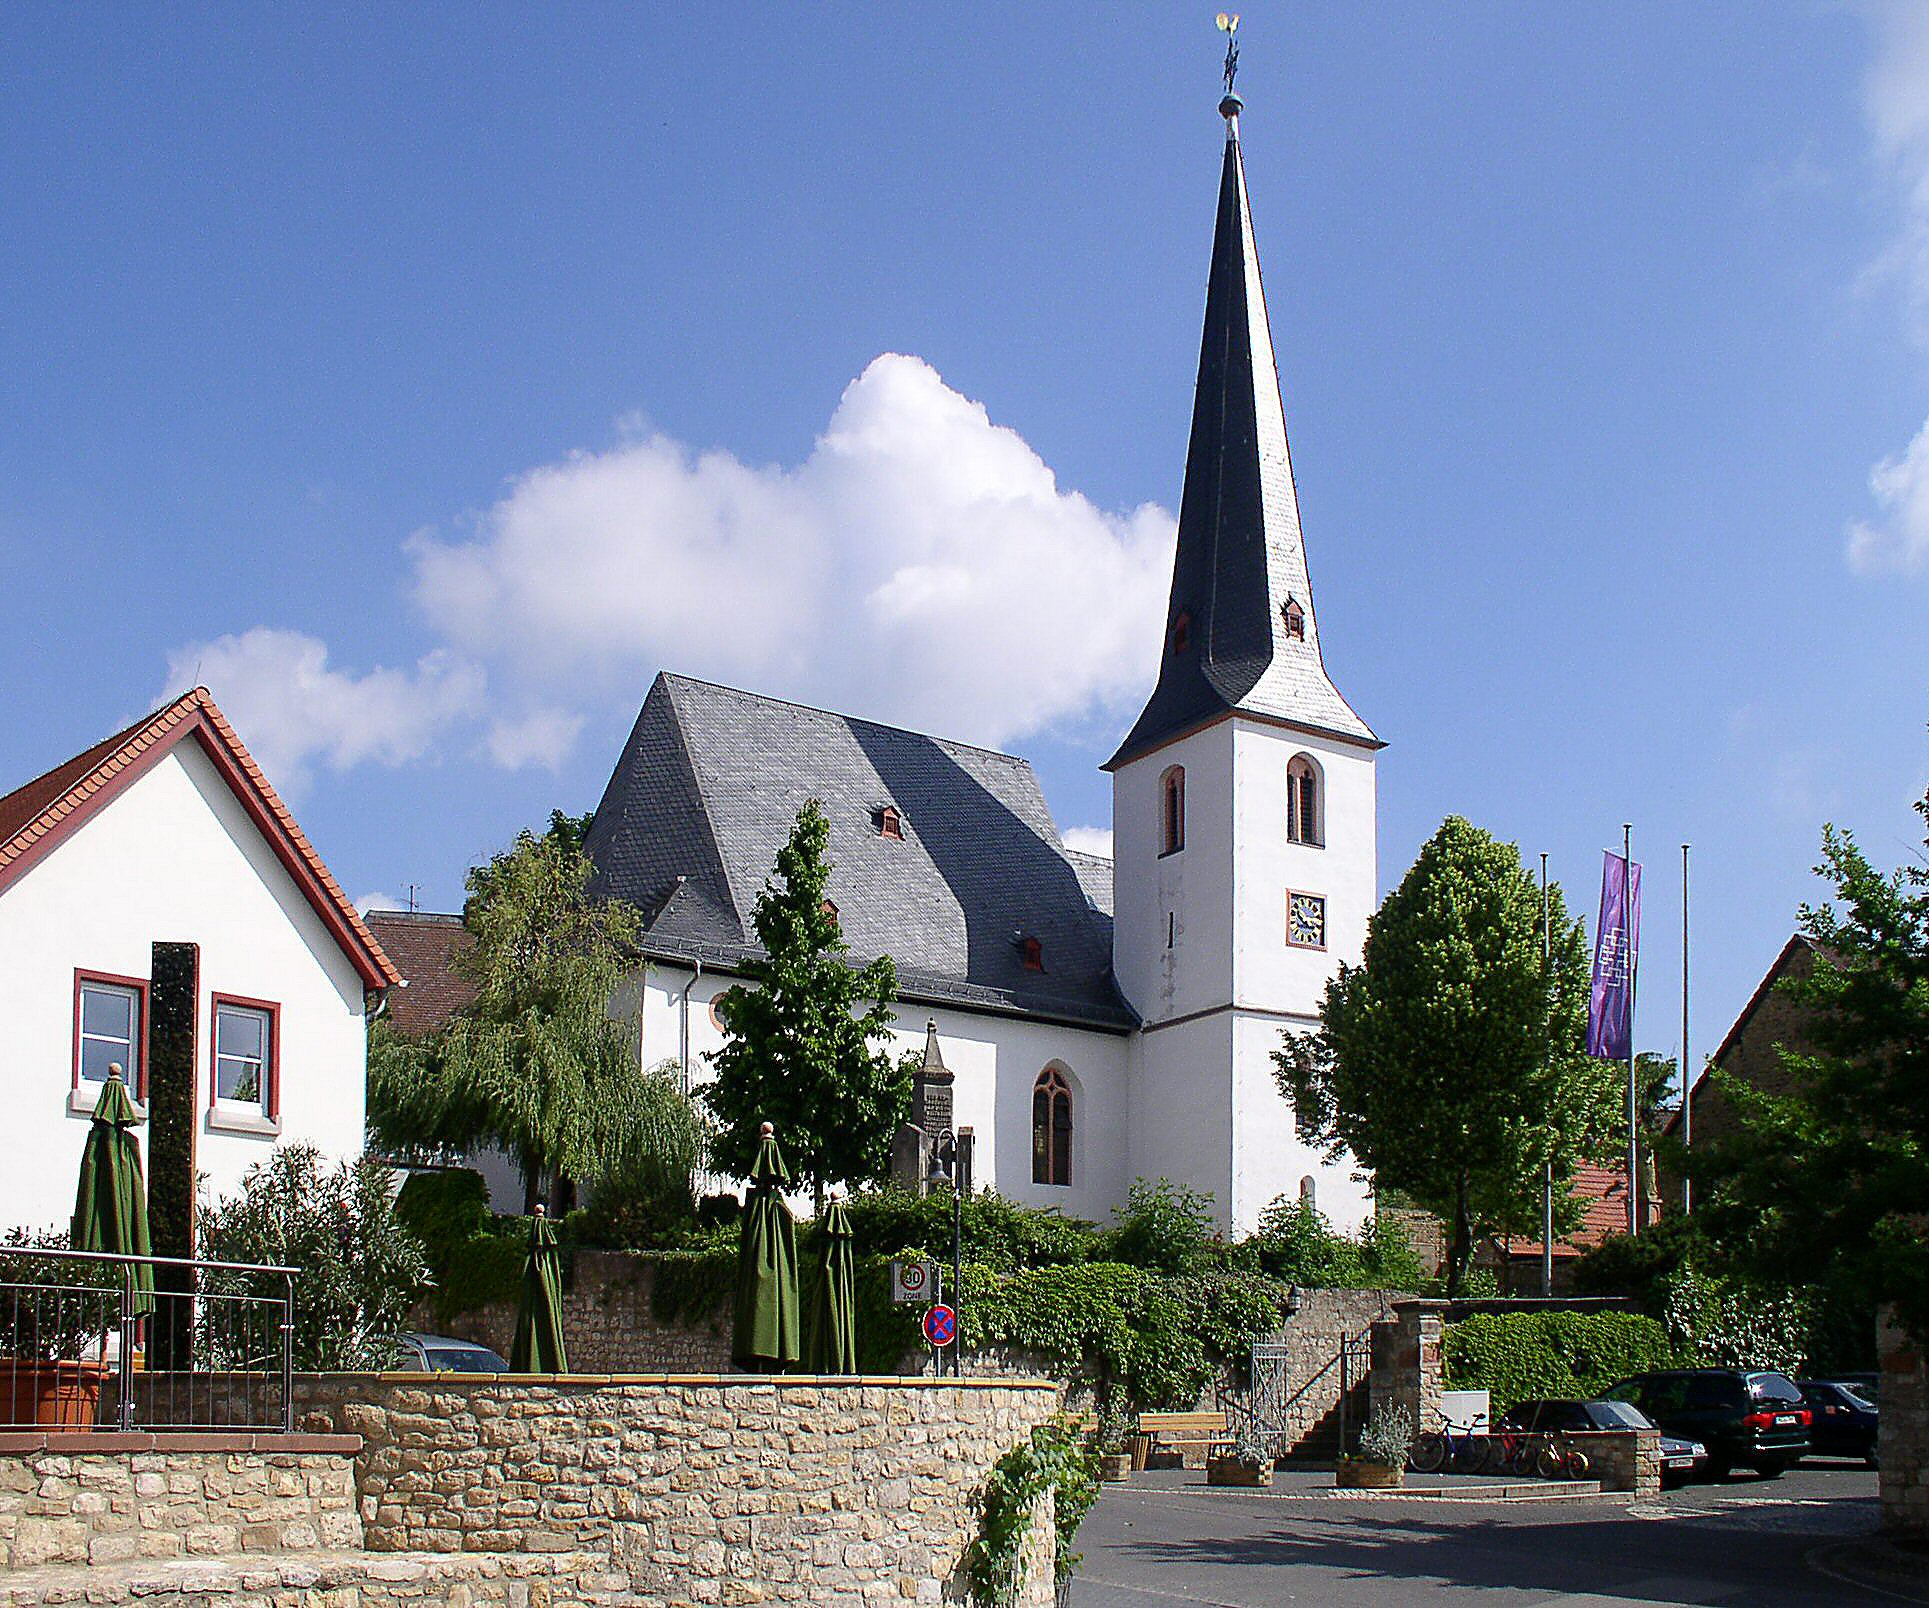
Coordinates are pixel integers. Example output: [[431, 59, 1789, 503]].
[[0, 1434, 361, 1571], [1880, 1307, 1928, 1541], [1568, 1430, 1661, 1497], [420, 1251, 733, 1374], [292, 1372, 1060, 1605], [1238, 1288, 1405, 1458], [1369, 1299, 1448, 1436]]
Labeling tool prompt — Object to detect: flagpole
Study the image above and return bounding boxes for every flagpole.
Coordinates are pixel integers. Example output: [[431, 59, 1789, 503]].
[[1624, 822, 1639, 1238], [1681, 842, 1692, 1215], [1540, 851, 1553, 1298]]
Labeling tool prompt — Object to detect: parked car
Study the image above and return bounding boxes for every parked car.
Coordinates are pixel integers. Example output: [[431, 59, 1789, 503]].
[[1603, 1370, 1810, 1480], [1797, 1379, 1878, 1466], [394, 1333, 509, 1373], [1826, 1371, 1880, 1405], [1496, 1398, 1708, 1485]]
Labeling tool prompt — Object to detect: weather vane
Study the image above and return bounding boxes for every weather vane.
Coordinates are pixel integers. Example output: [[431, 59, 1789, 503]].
[[1216, 12, 1241, 97]]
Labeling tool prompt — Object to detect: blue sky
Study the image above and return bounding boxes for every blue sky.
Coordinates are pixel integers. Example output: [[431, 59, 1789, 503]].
[[2, 4, 1925, 1072]]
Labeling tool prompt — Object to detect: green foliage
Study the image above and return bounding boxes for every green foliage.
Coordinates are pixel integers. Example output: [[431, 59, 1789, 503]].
[[964, 1415, 1101, 1606], [368, 820, 707, 1214], [0, 1228, 105, 1360], [704, 802, 908, 1199], [1250, 1200, 1423, 1290], [198, 1144, 431, 1370], [1659, 1267, 1811, 1375], [645, 1245, 739, 1332], [1569, 1216, 1710, 1310], [1441, 1311, 1676, 1415], [393, 1168, 554, 1323], [1695, 791, 1929, 1341], [1276, 816, 1623, 1295], [841, 1186, 1094, 1273], [394, 1168, 492, 1262], [1101, 1179, 1225, 1274], [1354, 1403, 1414, 1467]]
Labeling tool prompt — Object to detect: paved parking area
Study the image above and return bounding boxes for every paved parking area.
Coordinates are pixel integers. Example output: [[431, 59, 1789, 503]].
[[1070, 1461, 1896, 1606]]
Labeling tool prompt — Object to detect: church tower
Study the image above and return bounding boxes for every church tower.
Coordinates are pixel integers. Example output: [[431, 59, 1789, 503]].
[[1109, 75, 1382, 1234]]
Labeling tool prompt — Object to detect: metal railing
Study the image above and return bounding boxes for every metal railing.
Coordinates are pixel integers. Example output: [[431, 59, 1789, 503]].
[[0, 1246, 297, 1433]]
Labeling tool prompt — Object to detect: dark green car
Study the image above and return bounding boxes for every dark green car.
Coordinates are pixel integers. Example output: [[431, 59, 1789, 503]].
[[1603, 1370, 1810, 1480]]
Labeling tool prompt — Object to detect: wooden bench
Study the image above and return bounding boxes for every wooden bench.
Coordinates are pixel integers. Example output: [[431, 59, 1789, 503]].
[[1136, 1410, 1228, 1470]]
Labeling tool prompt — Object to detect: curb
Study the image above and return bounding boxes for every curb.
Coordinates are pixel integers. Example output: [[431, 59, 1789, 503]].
[[1808, 1538, 1929, 1605]]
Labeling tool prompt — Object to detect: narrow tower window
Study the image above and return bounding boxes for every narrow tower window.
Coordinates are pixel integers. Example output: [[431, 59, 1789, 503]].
[[1032, 1067, 1073, 1186], [1160, 765, 1186, 856], [1286, 754, 1322, 847], [1282, 598, 1306, 640], [1171, 611, 1192, 652]]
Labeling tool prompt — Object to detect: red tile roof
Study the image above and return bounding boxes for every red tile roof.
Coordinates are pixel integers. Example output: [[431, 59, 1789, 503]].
[[364, 910, 477, 1036], [0, 688, 401, 989], [1500, 1163, 1637, 1260]]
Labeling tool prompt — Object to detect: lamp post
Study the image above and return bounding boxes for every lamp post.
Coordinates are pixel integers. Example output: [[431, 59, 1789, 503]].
[[926, 1130, 963, 1376]]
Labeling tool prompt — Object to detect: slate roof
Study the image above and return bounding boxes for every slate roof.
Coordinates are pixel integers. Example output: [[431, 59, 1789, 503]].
[[585, 673, 1133, 1031], [1109, 105, 1377, 769], [365, 910, 478, 1037]]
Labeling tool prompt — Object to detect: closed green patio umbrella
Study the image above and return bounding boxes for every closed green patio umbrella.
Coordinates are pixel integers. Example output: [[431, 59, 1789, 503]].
[[733, 1122, 801, 1371], [71, 1069, 153, 1317], [803, 1198, 858, 1374], [509, 1205, 567, 1373]]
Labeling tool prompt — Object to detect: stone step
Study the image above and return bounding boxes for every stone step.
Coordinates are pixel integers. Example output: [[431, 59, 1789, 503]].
[[0, 1548, 620, 1607]]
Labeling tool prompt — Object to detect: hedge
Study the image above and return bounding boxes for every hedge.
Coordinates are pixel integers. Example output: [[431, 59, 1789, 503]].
[[1442, 1311, 1676, 1414]]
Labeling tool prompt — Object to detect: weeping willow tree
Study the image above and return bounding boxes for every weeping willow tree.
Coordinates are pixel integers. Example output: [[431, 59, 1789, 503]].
[[369, 814, 706, 1216]]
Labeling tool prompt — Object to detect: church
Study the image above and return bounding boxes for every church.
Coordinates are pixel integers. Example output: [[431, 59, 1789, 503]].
[[377, 84, 1382, 1234], [572, 82, 1380, 1235]]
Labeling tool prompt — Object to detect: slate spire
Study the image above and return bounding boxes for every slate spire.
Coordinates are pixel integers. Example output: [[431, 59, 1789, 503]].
[[1107, 90, 1377, 770]]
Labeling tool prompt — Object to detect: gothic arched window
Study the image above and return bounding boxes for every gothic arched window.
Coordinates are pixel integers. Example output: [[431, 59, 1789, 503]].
[[1032, 1067, 1072, 1186], [1160, 765, 1186, 856], [1287, 754, 1323, 847]]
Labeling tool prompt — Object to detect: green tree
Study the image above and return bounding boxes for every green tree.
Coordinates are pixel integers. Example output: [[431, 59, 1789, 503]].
[[1696, 788, 1929, 1340], [367, 818, 705, 1216], [705, 801, 908, 1205], [1275, 816, 1623, 1294]]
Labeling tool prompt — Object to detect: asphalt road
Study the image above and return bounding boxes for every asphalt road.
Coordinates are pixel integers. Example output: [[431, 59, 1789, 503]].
[[1069, 1461, 1894, 1607]]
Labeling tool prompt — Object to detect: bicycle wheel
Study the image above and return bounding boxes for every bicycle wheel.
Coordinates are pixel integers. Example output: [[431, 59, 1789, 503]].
[[1451, 1434, 1491, 1475], [1533, 1439, 1566, 1480], [1410, 1431, 1448, 1474]]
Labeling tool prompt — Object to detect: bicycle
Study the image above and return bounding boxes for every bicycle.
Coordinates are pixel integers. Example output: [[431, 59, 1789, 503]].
[[1409, 1417, 1490, 1475]]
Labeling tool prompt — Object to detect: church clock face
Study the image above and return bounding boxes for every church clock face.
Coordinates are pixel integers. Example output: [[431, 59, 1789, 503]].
[[1287, 891, 1326, 949]]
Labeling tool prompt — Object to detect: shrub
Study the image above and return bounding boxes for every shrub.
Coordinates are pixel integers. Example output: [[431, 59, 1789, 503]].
[[963, 1415, 1100, 1606], [1249, 1200, 1423, 1290], [1102, 1179, 1226, 1275], [1355, 1403, 1414, 1467], [1660, 1268, 1811, 1375], [199, 1144, 430, 1370], [843, 1186, 1094, 1274], [1441, 1311, 1676, 1414]]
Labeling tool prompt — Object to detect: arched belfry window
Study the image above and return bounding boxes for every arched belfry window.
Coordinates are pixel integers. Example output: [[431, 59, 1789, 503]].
[[1287, 755, 1323, 847], [1160, 765, 1185, 856], [1032, 1067, 1072, 1186]]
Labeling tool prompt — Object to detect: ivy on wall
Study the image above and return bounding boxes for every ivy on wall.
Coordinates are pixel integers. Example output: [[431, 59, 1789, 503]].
[[1441, 1311, 1677, 1414]]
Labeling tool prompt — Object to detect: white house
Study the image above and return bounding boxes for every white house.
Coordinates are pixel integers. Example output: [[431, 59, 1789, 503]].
[[0, 688, 402, 1235], [380, 88, 1381, 1234]]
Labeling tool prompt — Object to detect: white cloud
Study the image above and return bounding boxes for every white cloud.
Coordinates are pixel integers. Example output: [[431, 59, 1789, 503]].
[[1061, 826, 1114, 858], [356, 890, 406, 915], [164, 628, 485, 797], [409, 354, 1173, 750], [485, 707, 585, 770], [1848, 415, 1929, 572]]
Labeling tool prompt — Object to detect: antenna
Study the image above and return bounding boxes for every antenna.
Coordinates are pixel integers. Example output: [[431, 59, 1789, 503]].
[[405, 883, 420, 915], [1216, 12, 1241, 97]]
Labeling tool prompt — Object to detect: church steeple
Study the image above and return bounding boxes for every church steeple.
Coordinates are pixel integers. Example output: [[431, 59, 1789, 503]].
[[1107, 86, 1377, 771]]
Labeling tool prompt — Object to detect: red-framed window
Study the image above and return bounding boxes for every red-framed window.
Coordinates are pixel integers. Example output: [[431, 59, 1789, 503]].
[[73, 970, 148, 1101], [210, 993, 281, 1121]]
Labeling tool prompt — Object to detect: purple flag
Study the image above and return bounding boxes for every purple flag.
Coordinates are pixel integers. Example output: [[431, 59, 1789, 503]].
[[1586, 849, 1642, 1059]]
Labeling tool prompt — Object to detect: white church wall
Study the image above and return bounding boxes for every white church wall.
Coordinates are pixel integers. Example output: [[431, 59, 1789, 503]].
[[1230, 1011, 1372, 1234], [0, 742, 371, 1231], [1126, 1012, 1237, 1228]]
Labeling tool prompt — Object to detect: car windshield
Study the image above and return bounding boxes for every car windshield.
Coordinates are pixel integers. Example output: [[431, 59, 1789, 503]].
[[1840, 1384, 1876, 1410], [1748, 1373, 1803, 1406], [1585, 1400, 1652, 1431], [426, 1346, 506, 1373]]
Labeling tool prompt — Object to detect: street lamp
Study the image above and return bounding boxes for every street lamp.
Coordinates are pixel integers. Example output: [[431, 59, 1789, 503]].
[[926, 1129, 963, 1376]]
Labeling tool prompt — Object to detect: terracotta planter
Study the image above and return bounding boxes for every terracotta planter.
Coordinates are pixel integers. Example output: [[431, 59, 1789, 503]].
[[1335, 1458, 1404, 1490], [1206, 1456, 1273, 1488], [1098, 1453, 1133, 1482], [4, 1360, 108, 1428]]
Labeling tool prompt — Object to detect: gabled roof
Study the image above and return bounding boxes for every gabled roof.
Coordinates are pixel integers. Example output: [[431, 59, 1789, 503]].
[[1498, 1164, 1637, 1261], [364, 910, 477, 1035], [585, 673, 1133, 1031], [0, 688, 401, 990], [1109, 97, 1377, 769]]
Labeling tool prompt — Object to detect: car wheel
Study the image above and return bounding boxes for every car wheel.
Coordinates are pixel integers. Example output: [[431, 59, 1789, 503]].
[[1750, 1459, 1789, 1480], [1706, 1457, 1734, 1482]]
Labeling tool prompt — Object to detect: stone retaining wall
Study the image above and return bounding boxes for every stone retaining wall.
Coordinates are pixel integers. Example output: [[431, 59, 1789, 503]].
[[0, 1434, 361, 1571], [293, 1372, 1060, 1605], [1567, 1430, 1661, 1497], [1880, 1307, 1928, 1541]]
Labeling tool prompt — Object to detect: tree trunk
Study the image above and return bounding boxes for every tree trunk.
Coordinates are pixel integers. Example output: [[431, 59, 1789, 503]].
[[1446, 1174, 1473, 1297], [549, 1174, 576, 1217], [522, 1168, 541, 1217]]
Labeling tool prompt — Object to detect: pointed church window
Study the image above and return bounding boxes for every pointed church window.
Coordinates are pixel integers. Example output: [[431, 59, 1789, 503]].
[[1032, 1067, 1072, 1186], [1286, 755, 1322, 847], [1282, 598, 1305, 641], [1160, 765, 1186, 856]]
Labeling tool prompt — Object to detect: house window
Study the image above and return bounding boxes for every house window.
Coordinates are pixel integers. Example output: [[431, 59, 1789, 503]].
[[1282, 598, 1306, 640], [1287, 754, 1322, 846], [211, 997, 278, 1120], [821, 898, 839, 927], [1019, 935, 1044, 971], [1032, 1067, 1072, 1186], [1288, 891, 1327, 950], [75, 973, 145, 1097], [1160, 765, 1185, 856], [1171, 611, 1192, 652], [877, 805, 904, 840]]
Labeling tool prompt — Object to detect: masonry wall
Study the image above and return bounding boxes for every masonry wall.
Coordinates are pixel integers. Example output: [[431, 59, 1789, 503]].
[[1881, 1307, 1929, 1541]]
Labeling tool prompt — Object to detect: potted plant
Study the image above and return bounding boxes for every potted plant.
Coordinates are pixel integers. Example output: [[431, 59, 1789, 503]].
[[1336, 1404, 1413, 1490], [0, 1230, 114, 1428], [1095, 1403, 1133, 1482], [1207, 1426, 1275, 1487]]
